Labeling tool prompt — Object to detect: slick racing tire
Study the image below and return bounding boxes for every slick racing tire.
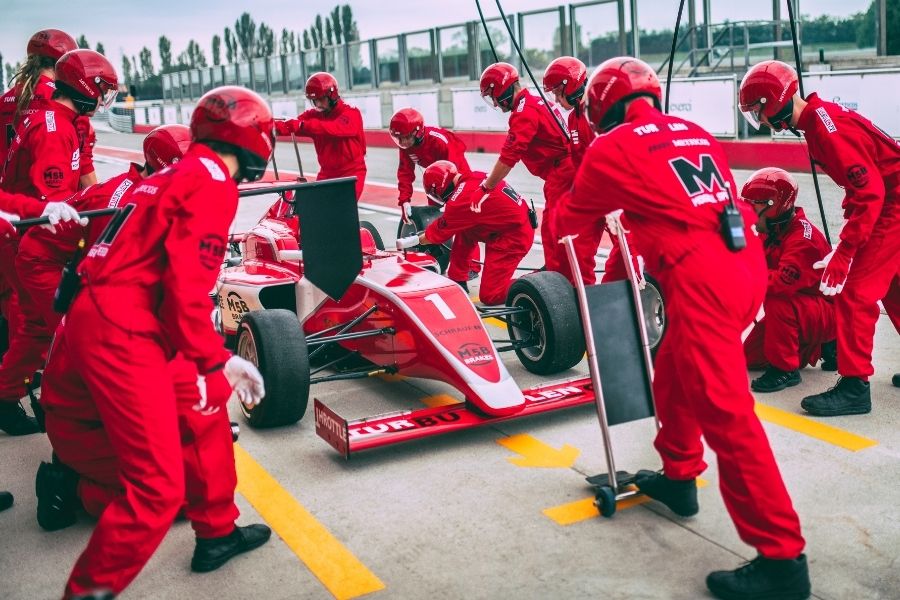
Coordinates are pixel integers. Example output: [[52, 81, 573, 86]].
[[642, 274, 666, 355], [506, 271, 585, 375], [359, 220, 385, 250], [236, 309, 310, 428], [396, 205, 451, 274]]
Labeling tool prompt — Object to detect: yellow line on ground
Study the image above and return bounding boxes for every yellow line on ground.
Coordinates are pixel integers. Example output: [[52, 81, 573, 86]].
[[234, 444, 385, 599], [421, 394, 463, 407], [754, 402, 877, 452], [483, 316, 506, 329], [543, 479, 709, 526]]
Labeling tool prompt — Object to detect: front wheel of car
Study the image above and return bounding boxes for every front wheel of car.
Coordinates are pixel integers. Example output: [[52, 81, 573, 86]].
[[236, 309, 310, 428], [506, 271, 585, 375]]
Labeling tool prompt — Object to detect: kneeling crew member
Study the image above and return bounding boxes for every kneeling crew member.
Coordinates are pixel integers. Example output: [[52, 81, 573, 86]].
[[741, 167, 836, 392]]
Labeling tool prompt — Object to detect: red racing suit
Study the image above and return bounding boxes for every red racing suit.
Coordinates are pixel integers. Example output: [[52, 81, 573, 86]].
[[0, 75, 56, 160], [743, 208, 836, 370], [798, 93, 900, 379], [560, 99, 805, 560], [424, 173, 533, 305], [75, 116, 96, 181], [0, 102, 81, 406], [40, 143, 238, 597], [294, 100, 367, 199], [397, 126, 471, 204], [498, 89, 583, 277]]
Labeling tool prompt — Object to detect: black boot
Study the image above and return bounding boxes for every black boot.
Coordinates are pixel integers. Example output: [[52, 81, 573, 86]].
[[893, 373, 900, 388], [820, 340, 837, 371], [0, 401, 40, 436], [634, 470, 698, 517], [0, 491, 12, 512], [707, 554, 810, 600], [35, 460, 80, 531], [455, 280, 469, 293], [191, 523, 272, 572], [751, 367, 801, 393], [70, 590, 115, 600], [801, 376, 871, 417]]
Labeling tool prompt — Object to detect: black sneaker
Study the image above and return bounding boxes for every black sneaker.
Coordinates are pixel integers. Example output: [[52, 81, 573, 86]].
[[752, 367, 801, 393], [35, 460, 80, 531], [0, 491, 12, 512], [634, 470, 698, 517], [707, 554, 810, 600], [801, 376, 871, 417], [0, 401, 40, 436], [467, 269, 480, 281], [455, 280, 469, 293], [893, 373, 900, 388], [191, 524, 272, 573], [820, 340, 837, 371]]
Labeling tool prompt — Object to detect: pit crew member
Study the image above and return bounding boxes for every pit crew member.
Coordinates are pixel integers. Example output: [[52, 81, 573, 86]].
[[741, 167, 836, 392], [559, 57, 809, 600], [275, 72, 367, 199], [739, 60, 899, 416]]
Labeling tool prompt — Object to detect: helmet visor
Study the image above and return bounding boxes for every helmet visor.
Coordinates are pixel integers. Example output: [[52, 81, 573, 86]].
[[97, 78, 118, 111], [389, 130, 417, 150], [307, 96, 328, 112], [425, 191, 446, 206], [481, 91, 502, 111], [740, 101, 764, 130]]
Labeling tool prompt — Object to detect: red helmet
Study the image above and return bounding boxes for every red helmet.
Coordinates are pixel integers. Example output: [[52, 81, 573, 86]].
[[741, 167, 798, 220], [27, 29, 77, 60], [389, 108, 425, 149], [480, 62, 519, 111], [543, 56, 588, 104], [191, 86, 275, 182], [738, 60, 798, 131], [55, 49, 118, 114], [305, 72, 339, 108], [585, 56, 660, 132], [422, 160, 459, 204], [143, 124, 192, 173]]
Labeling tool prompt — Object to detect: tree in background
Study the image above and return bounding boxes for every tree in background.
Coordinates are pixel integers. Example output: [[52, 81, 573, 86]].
[[331, 6, 343, 44], [256, 23, 275, 57], [95, 42, 105, 56], [235, 12, 257, 61], [341, 4, 359, 43], [224, 28, 236, 64], [77, 35, 89, 49], [314, 15, 324, 47], [310, 26, 320, 49], [139, 47, 154, 79], [303, 30, 312, 50], [280, 28, 291, 55], [325, 18, 334, 46], [4, 63, 16, 84], [183, 40, 208, 68], [212, 34, 222, 66], [889, 0, 900, 55], [121, 54, 133, 86], [158, 36, 173, 73]]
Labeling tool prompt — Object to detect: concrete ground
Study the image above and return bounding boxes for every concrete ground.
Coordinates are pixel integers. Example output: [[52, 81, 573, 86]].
[[0, 131, 897, 600]]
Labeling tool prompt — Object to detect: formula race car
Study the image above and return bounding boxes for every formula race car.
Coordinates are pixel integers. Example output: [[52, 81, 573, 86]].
[[215, 178, 666, 457]]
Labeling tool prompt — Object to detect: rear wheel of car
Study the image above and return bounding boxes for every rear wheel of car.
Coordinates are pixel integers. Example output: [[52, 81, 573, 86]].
[[359, 220, 384, 250], [396, 205, 451, 274], [642, 274, 666, 355], [236, 309, 310, 428], [506, 271, 585, 375]]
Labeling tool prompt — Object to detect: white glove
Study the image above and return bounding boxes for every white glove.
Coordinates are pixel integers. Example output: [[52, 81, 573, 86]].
[[396, 234, 420, 250], [224, 355, 266, 407], [400, 201, 413, 225], [635, 254, 646, 291], [40, 202, 87, 234]]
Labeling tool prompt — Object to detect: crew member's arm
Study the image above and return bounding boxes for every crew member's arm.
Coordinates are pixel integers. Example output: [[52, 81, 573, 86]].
[[0, 190, 46, 219], [77, 117, 97, 188], [28, 126, 80, 201], [299, 107, 363, 139], [482, 109, 539, 190], [768, 235, 826, 296], [397, 150, 415, 206], [160, 185, 235, 374]]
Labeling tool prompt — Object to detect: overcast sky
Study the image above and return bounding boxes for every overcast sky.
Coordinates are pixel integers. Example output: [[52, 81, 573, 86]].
[[0, 0, 872, 75]]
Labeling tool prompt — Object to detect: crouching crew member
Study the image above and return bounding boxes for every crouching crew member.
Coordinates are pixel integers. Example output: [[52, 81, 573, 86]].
[[559, 57, 809, 600], [741, 167, 836, 392], [407, 160, 533, 305], [740, 60, 899, 416], [275, 72, 367, 199], [39, 86, 272, 599]]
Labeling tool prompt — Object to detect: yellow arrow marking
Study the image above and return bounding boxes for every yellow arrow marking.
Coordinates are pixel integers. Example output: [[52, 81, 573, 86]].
[[421, 394, 462, 408], [234, 444, 385, 599], [496, 433, 581, 468], [543, 479, 709, 526], [754, 402, 877, 452]]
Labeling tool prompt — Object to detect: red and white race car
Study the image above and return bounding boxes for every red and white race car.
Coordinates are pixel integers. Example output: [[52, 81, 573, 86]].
[[215, 177, 606, 457]]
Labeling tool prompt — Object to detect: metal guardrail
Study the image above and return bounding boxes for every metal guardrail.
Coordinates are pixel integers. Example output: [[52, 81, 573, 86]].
[[108, 107, 134, 133]]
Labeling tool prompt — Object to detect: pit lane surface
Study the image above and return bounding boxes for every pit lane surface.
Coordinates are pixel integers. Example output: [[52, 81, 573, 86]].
[[0, 130, 897, 600]]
